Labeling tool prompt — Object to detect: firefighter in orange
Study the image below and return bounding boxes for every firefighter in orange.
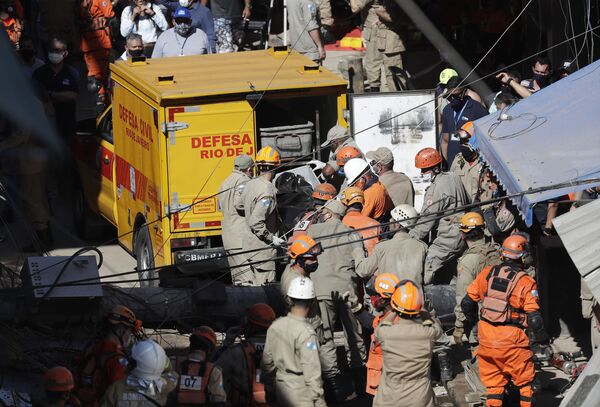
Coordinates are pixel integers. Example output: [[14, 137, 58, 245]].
[[365, 273, 399, 397], [340, 186, 380, 255], [0, 0, 23, 48], [80, 0, 115, 105], [75, 305, 142, 406], [291, 182, 336, 240], [44, 366, 81, 407], [175, 326, 227, 406], [336, 145, 362, 178], [461, 235, 546, 407], [215, 303, 276, 407]]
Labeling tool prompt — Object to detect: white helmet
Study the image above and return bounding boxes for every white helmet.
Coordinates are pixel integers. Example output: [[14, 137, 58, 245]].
[[287, 277, 316, 300], [344, 158, 370, 186], [391, 204, 418, 228], [130, 340, 167, 381]]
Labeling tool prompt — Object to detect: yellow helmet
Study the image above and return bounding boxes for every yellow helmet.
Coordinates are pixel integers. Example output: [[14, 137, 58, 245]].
[[256, 146, 281, 166], [390, 280, 423, 315], [459, 212, 485, 233], [340, 186, 364, 207]]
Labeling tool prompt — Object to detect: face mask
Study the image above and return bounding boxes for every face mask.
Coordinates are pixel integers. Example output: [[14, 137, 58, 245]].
[[421, 172, 432, 182], [175, 22, 192, 37], [128, 48, 144, 57], [533, 73, 550, 87], [19, 49, 35, 62], [299, 259, 319, 273], [460, 144, 477, 162], [363, 176, 377, 190], [48, 52, 64, 64], [179, 0, 193, 7], [449, 95, 465, 110]]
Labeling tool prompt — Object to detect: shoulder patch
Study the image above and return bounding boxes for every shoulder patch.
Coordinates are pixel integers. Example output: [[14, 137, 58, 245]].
[[260, 197, 273, 207], [426, 199, 433, 206], [531, 289, 539, 297], [307, 2, 316, 14], [306, 340, 318, 351]]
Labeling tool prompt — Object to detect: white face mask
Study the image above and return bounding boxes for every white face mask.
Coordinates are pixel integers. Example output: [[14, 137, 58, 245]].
[[48, 52, 65, 64], [179, 0, 193, 7], [421, 172, 433, 182]]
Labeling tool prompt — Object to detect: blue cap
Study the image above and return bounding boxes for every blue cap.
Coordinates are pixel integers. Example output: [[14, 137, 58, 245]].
[[173, 7, 192, 20]]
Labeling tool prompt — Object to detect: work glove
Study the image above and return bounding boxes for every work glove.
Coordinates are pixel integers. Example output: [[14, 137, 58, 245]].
[[271, 235, 286, 246], [453, 326, 464, 345]]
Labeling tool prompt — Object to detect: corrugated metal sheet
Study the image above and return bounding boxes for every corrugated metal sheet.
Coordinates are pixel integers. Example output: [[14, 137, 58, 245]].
[[109, 49, 347, 104], [470, 60, 600, 226]]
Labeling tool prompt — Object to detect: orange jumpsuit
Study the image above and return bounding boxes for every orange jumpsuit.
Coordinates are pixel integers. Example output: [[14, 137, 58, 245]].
[[80, 0, 114, 94], [343, 210, 381, 255], [362, 180, 393, 222], [365, 311, 393, 396], [466, 265, 539, 407]]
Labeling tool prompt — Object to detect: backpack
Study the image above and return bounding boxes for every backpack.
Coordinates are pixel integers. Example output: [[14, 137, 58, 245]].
[[480, 265, 527, 326]]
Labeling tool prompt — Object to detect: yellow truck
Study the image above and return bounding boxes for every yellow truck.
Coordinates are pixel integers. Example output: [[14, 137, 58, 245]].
[[73, 48, 347, 285]]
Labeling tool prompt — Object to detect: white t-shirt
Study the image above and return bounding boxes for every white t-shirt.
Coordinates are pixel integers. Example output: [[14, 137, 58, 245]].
[[120, 3, 169, 44]]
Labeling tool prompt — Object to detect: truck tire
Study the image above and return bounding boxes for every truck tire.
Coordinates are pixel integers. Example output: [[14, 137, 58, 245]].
[[135, 224, 157, 287], [73, 186, 96, 240]]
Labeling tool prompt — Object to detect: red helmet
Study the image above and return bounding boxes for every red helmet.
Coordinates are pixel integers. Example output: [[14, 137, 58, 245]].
[[191, 326, 217, 348], [44, 366, 74, 392], [247, 303, 276, 328], [415, 148, 442, 169]]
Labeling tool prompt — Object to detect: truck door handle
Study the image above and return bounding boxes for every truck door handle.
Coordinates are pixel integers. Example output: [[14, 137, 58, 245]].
[[103, 156, 110, 165]]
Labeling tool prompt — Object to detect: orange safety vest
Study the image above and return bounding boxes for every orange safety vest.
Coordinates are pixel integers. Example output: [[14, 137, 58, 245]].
[[229, 340, 267, 407], [76, 340, 126, 406], [177, 359, 214, 406], [480, 265, 528, 327]]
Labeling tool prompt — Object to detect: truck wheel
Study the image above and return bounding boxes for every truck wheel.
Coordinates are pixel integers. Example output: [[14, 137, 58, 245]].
[[135, 225, 157, 287], [73, 186, 95, 240]]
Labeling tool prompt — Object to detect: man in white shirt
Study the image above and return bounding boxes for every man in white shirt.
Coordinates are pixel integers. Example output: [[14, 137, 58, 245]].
[[152, 7, 211, 58], [120, 34, 145, 60]]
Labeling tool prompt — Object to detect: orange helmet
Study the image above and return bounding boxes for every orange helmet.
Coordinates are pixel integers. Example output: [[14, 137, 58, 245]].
[[288, 235, 323, 259], [256, 146, 281, 166], [247, 303, 276, 328], [374, 273, 400, 299], [44, 366, 74, 392], [459, 212, 485, 232], [501, 234, 529, 260], [107, 305, 138, 329], [340, 186, 364, 207], [312, 183, 337, 202], [390, 280, 423, 315], [336, 146, 362, 167], [415, 148, 442, 169], [191, 326, 217, 348], [460, 121, 475, 138]]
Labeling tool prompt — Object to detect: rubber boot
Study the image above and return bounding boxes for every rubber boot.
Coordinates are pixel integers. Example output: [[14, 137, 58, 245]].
[[323, 375, 347, 405], [352, 366, 367, 397]]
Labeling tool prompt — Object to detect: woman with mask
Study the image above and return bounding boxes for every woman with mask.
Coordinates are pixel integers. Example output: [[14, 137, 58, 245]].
[[151, 6, 211, 57], [120, 0, 169, 56], [158, 0, 217, 53]]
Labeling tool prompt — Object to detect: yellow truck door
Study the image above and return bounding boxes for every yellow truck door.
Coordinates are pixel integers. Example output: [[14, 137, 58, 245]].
[[163, 100, 256, 236]]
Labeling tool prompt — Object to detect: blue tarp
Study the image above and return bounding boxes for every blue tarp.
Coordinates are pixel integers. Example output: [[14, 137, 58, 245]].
[[470, 60, 600, 226]]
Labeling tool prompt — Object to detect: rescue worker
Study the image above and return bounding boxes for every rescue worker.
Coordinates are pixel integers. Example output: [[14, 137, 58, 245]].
[[175, 326, 226, 406], [453, 212, 501, 345], [482, 169, 519, 242], [240, 146, 283, 285], [373, 0, 407, 91], [76, 305, 142, 405], [356, 204, 427, 285], [100, 340, 179, 407], [374, 280, 443, 407], [321, 125, 358, 185], [449, 121, 491, 203], [336, 145, 362, 178], [261, 277, 326, 407], [367, 146, 414, 206], [409, 147, 469, 285], [340, 186, 381, 255], [218, 154, 254, 282], [365, 273, 399, 397], [80, 0, 115, 105], [291, 182, 336, 239], [44, 366, 81, 407], [280, 235, 323, 299], [349, 0, 382, 92], [345, 158, 393, 223], [461, 235, 546, 407], [306, 199, 367, 403], [215, 304, 276, 407]]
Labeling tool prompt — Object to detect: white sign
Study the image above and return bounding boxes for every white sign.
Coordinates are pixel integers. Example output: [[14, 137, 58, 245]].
[[179, 375, 202, 390]]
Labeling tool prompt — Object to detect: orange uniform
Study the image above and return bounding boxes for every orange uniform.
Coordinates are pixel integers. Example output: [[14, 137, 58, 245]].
[[466, 264, 540, 407], [1, 15, 22, 47], [343, 211, 381, 255], [80, 0, 114, 94], [365, 311, 394, 396], [362, 180, 393, 222], [76, 340, 127, 405]]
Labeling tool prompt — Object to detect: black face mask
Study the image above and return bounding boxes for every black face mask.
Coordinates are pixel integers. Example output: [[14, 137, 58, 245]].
[[449, 94, 465, 110], [19, 49, 35, 62], [533, 73, 551, 88], [299, 258, 319, 273], [128, 48, 144, 57], [460, 144, 477, 162]]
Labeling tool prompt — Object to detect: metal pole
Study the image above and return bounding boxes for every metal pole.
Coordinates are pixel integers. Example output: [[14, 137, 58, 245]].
[[392, 0, 493, 98]]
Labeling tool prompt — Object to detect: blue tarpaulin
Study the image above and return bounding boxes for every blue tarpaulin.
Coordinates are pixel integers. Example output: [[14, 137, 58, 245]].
[[470, 60, 600, 226]]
